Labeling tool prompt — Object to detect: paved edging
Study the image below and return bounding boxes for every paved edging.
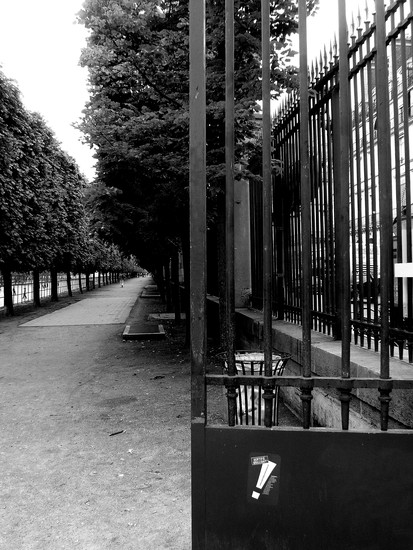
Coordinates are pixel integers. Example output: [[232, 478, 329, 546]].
[[122, 323, 166, 340]]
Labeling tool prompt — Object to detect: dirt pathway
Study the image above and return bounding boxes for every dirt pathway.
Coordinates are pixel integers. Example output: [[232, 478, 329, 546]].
[[0, 278, 191, 549]]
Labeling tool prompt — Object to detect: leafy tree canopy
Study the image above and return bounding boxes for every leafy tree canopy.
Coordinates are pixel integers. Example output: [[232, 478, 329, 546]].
[[78, 0, 319, 270], [0, 70, 88, 272]]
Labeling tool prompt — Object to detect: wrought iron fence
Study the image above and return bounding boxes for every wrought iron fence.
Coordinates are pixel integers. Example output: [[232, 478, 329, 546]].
[[253, 0, 413, 363], [0, 272, 89, 309]]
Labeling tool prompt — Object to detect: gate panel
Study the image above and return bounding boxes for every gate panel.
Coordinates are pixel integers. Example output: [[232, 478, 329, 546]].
[[200, 426, 413, 550], [189, 1, 413, 548]]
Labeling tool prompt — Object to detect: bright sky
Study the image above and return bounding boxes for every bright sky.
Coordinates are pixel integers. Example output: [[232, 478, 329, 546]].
[[0, 0, 374, 184], [0, 0, 95, 181], [306, 0, 376, 60]]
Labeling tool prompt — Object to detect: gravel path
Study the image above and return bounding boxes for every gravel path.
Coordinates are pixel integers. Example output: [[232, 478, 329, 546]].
[[0, 277, 191, 550]]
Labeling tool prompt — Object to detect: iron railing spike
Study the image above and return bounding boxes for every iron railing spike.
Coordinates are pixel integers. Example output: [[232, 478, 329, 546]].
[[357, 6, 362, 36], [324, 45, 328, 72], [365, 0, 370, 31], [351, 13, 356, 43], [315, 58, 319, 81]]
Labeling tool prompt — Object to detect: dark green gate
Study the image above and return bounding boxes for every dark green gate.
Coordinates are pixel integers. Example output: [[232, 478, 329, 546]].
[[189, 1, 413, 548]]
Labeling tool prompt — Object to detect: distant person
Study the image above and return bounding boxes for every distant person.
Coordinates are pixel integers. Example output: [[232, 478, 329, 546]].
[[120, 277, 124, 288]]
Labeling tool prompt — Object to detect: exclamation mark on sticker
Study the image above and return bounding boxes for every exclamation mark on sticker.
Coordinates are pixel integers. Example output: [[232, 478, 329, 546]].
[[251, 460, 276, 500]]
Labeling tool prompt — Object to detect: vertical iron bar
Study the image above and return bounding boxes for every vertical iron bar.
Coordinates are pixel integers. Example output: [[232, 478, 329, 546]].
[[262, 0, 274, 427], [375, 0, 393, 429], [366, 31, 380, 347], [299, 0, 311, 373], [189, 0, 206, 421], [332, 88, 343, 340], [375, 0, 392, 382], [359, 52, 372, 347], [299, 0, 313, 429], [309, 97, 317, 329], [391, 11, 403, 358], [326, 99, 335, 333], [354, 56, 365, 348], [189, 0, 206, 546], [225, 0, 237, 427], [338, 0, 351, 429], [401, 8, 413, 330], [225, 0, 235, 369], [316, 96, 324, 331], [338, 0, 351, 378], [321, 95, 330, 332], [407, 12, 413, 334]]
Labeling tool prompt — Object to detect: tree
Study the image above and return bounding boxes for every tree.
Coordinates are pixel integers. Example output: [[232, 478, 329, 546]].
[[77, 0, 319, 320], [0, 69, 98, 313]]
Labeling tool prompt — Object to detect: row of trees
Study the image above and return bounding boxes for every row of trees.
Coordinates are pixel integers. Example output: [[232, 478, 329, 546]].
[[0, 69, 139, 315], [77, 0, 319, 325]]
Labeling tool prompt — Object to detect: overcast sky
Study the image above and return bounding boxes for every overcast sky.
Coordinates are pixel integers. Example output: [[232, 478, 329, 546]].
[[0, 0, 374, 183], [0, 0, 95, 181]]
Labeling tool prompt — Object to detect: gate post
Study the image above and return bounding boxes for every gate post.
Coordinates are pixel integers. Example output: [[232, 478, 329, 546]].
[[189, 0, 207, 547]]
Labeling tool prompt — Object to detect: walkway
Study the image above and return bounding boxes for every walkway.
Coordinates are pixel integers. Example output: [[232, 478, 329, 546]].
[[0, 277, 191, 550]]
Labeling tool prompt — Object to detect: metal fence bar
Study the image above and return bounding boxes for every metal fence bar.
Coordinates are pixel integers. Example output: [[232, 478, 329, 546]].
[[376, 0, 393, 384], [206, 373, 413, 391], [299, 0, 313, 429], [189, 0, 207, 422], [189, 1, 207, 547], [338, 0, 352, 430], [400, 1, 413, 356], [267, 0, 413, 365], [225, 0, 235, 373], [262, 0, 274, 427], [390, 5, 404, 358], [376, 0, 394, 430], [365, 24, 380, 349]]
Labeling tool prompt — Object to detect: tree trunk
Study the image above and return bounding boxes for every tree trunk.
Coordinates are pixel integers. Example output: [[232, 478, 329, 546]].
[[164, 258, 172, 311], [2, 267, 14, 316], [92, 272, 96, 289], [171, 251, 181, 325], [33, 269, 41, 307], [86, 272, 90, 291], [181, 233, 191, 347], [97, 271, 101, 288], [156, 263, 166, 304], [66, 271, 72, 297], [51, 268, 58, 302], [217, 197, 227, 348], [78, 273, 83, 294]]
